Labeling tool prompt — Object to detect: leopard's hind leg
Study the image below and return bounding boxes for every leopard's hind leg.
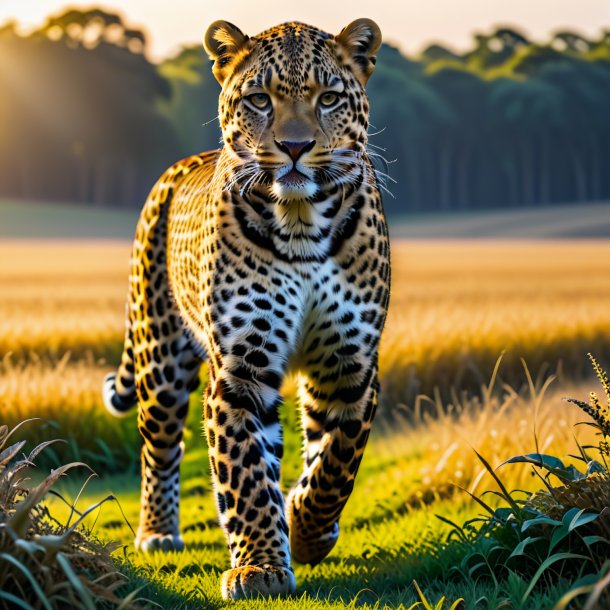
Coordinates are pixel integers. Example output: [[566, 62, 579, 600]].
[[104, 175, 203, 552], [133, 318, 202, 554]]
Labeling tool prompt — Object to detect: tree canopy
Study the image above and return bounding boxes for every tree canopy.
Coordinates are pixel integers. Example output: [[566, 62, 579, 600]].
[[0, 10, 609, 214]]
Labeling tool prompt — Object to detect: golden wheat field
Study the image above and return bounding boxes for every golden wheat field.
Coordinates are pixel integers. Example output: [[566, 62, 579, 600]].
[[1, 239, 609, 388], [2, 238, 609, 454]]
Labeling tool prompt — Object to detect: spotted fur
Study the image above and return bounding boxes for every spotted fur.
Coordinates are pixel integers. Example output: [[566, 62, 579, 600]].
[[103, 18, 390, 600]]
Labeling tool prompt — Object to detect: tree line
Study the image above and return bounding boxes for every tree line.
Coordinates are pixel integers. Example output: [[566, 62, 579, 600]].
[[1, 8, 609, 214]]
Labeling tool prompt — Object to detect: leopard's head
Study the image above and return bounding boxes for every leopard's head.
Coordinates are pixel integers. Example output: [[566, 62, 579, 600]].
[[204, 19, 381, 201]]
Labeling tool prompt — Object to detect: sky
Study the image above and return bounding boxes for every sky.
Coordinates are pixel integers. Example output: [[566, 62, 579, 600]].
[[2, 0, 609, 61]]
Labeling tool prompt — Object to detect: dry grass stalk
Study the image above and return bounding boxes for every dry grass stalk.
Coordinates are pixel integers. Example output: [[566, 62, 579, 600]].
[[0, 420, 147, 609]]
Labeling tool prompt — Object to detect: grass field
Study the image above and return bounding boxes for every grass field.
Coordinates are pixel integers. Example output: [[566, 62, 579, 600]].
[[41, 376, 598, 609], [390, 202, 610, 239], [2, 239, 609, 404], [1, 238, 610, 608]]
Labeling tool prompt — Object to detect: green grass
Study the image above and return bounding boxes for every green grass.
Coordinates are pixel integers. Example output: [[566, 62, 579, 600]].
[[42, 372, 596, 609], [49, 440, 471, 609]]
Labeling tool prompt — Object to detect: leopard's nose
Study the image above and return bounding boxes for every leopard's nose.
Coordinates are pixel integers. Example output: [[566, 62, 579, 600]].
[[274, 140, 316, 162]]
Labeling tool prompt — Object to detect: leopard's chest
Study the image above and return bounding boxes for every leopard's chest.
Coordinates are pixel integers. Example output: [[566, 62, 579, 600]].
[[168, 176, 389, 362], [287, 249, 388, 373]]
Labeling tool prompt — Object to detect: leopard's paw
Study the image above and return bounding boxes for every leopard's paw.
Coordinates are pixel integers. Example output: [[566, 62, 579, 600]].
[[221, 565, 296, 600], [290, 521, 339, 565], [135, 531, 185, 553]]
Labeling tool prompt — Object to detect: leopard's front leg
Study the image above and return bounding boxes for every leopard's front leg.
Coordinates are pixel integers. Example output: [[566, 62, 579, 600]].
[[287, 366, 379, 564], [205, 364, 295, 600]]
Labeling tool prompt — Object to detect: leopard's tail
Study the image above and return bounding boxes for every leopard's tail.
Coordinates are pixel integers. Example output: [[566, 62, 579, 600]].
[[102, 152, 218, 418], [103, 330, 138, 417], [102, 156, 178, 419]]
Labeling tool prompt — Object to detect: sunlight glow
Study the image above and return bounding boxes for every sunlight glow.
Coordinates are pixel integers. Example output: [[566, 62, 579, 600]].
[[2, 0, 609, 62]]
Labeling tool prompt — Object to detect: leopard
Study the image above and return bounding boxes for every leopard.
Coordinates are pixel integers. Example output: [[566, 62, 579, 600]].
[[102, 17, 390, 600]]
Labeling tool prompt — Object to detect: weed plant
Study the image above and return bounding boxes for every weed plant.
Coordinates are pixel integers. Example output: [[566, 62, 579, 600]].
[[442, 355, 610, 609], [0, 419, 148, 609]]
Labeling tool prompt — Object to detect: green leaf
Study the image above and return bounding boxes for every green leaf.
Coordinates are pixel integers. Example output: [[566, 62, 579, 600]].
[[568, 509, 600, 532], [503, 453, 567, 471], [501, 453, 585, 483], [583, 535, 610, 546], [435, 514, 468, 542], [455, 484, 495, 516], [585, 460, 606, 476], [549, 523, 570, 553], [522, 515, 562, 532], [474, 449, 521, 516], [493, 506, 520, 522], [467, 561, 488, 577], [508, 536, 544, 559], [521, 553, 590, 603]]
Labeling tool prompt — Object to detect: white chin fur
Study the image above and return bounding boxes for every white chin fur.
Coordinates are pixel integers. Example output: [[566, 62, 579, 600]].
[[272, 180, 317, 201]]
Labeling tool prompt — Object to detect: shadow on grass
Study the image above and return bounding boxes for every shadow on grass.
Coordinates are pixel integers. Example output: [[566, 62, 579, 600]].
[[295, 546, 466, 608], [117, 537, 468, 609]]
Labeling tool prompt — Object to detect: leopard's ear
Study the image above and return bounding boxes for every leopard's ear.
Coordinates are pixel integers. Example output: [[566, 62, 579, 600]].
[[204, 20, 250, 85], [335, 18, 382, 86]]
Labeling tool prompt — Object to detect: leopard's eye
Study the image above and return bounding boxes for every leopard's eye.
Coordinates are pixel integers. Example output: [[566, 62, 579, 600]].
[[319, 92, 340, 108], [246, 93, 272, 110]]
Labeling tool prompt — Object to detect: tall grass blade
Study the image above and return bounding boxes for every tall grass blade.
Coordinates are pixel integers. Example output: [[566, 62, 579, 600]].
[[0, 553, 52, 610], [56, 553, 96, 610], [473, 448, 520, 515], [455, 485, 496, 517], [0, 591, 37, 610], [521, 553, 589, 603]]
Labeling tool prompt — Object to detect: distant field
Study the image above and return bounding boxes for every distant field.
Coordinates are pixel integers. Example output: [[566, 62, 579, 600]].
[[2, 239, 609, 430], [0, 199, 138, 239], [2, 198, 609, 239], [389, 201, 610, 239]]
